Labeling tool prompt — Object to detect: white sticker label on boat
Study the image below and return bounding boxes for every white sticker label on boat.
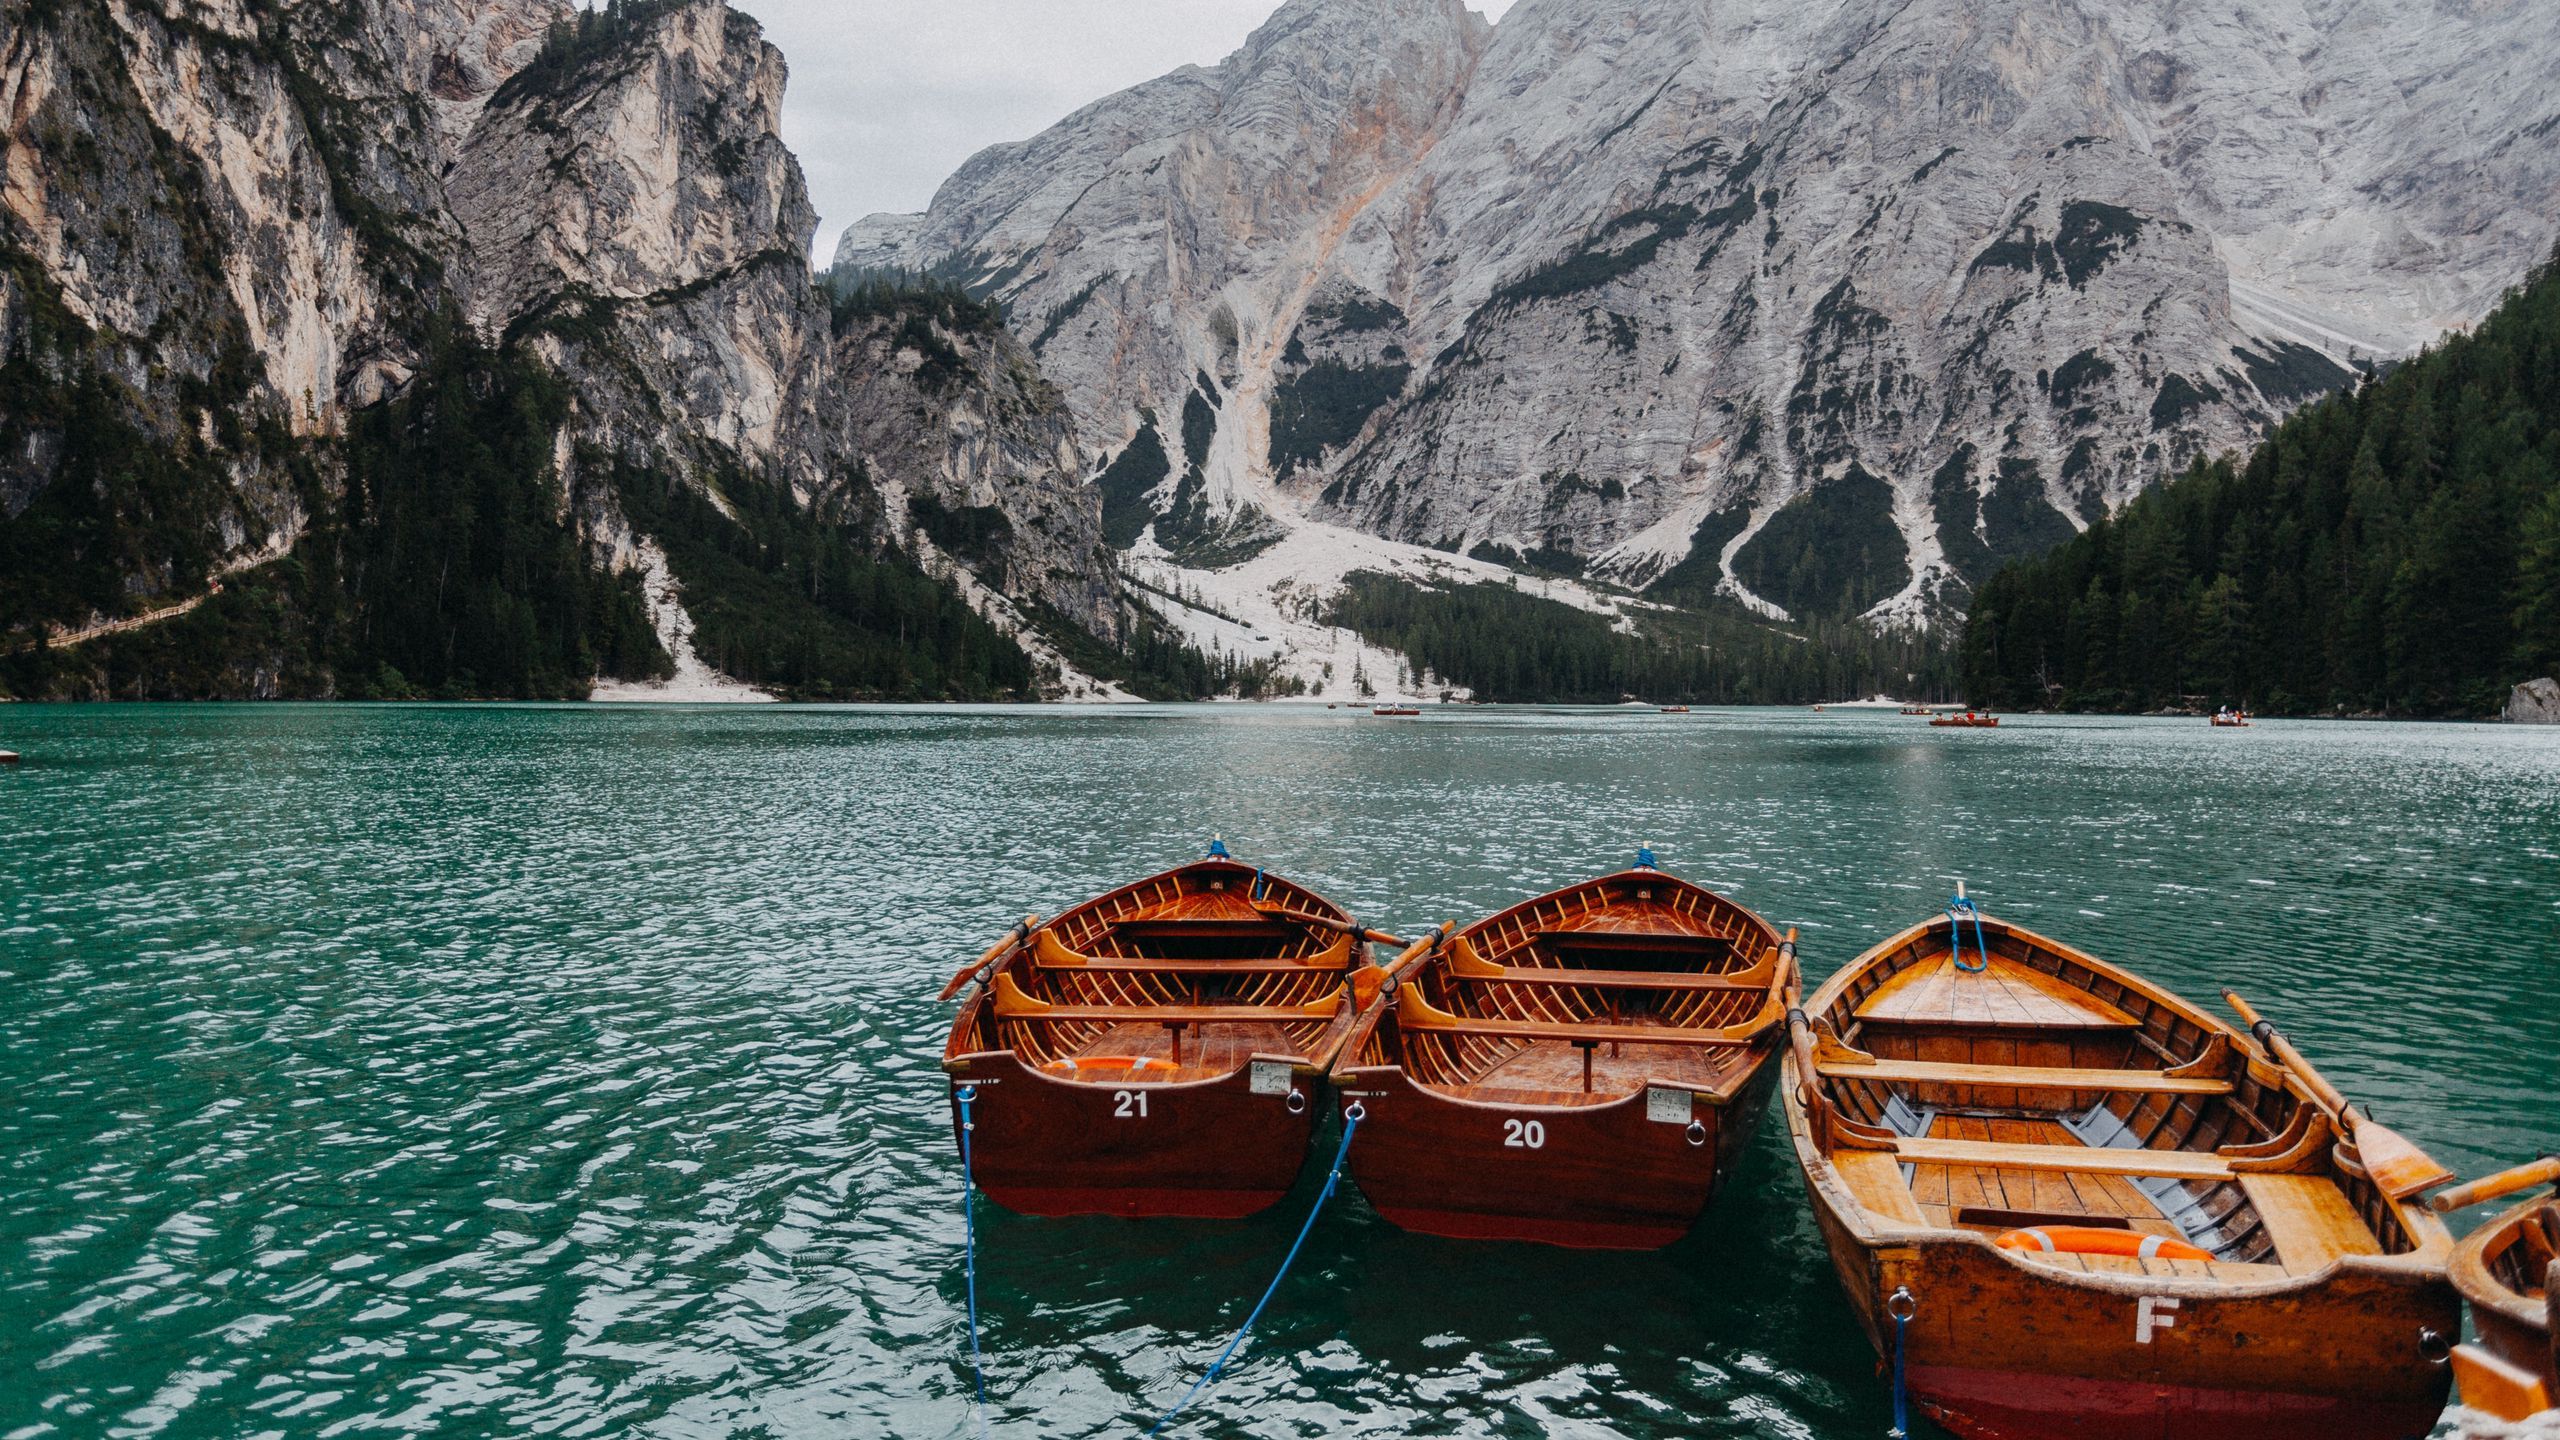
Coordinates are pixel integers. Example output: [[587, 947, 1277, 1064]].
[[1250, 1061, 1293, 1096], [1646, 1087, 1693, 1124]]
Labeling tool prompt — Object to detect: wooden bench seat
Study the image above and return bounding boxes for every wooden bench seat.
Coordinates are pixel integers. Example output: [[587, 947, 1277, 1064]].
[[1448, 949, 1777, 993], [1032, 929, 1350, 974], [992, 971, 1343, 1024], [1888, 1136, 2236, 1183], [1394, 986, 1772, 1049], [1817, 1057, 2233, 1095], [1108, 918, 1298, 942], [2239, 1174, 2380, 1272], [1538, 929, 1735, 962]]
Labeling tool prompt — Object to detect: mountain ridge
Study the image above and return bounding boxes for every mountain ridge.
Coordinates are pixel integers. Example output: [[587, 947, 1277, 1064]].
[[844, 0, 2560, 643]]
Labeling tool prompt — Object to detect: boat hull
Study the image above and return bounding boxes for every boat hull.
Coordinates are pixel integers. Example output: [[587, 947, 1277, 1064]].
[[1336, 1050, 1779, 1249], [947, 1048, 1320, 1219], [1790, 1117, 2456, 1440]]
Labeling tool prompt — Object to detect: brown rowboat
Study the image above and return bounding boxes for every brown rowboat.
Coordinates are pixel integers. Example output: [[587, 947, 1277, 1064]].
[[1332, 860, 1795, 1249], [940, 854, 1387, 1220], [2431, 1158, 2559, 1427], [1781, 910, 2457, 1440]]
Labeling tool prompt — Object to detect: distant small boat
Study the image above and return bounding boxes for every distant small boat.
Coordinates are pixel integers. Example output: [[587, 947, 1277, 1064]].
[[1813, 704, 1827, 713], [1930, 712, 2000, 728], [1372, 706, 1421, 717], [2429, 1157, 2558, 1430], [1900, 706, 1934, 716], [1659, 705, 1691, 714], [2211, 713, 2252, 728], [0, 750, 18, 765]]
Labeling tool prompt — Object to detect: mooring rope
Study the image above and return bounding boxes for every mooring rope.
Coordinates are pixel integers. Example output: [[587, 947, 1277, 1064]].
[[1886, 1286, 1916, 1439], [957, 1086, 990, 1438], [1945, 894, 1989, 973], [1144, 1103, 1365, 1438]]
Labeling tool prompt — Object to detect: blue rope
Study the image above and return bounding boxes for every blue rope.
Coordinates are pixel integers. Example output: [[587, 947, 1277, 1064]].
[[1145, 1106, 1363, 1437], [1889, 1307, 1910, 1438], [957, 1087, 989, 1437], [1946, 896, 1989, 973]]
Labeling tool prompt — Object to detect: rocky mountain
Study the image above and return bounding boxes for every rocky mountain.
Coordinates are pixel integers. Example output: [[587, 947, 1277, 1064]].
[[842, 0, 2560, 630], [0, 0, 1125, 700]]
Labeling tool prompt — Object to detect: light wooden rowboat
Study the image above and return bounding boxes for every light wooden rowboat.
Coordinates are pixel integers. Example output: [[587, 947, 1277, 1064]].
[[1782, 910, 2457, 1440], [2433, 1158, 2558, 1428]]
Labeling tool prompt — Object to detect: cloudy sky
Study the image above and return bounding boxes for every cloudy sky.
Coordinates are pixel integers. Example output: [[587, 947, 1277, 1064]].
[[729, 0, 1520, 261]]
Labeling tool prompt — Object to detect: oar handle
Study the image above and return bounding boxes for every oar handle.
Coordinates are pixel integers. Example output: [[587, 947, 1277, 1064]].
[[1382, 923, 1450, 982], [1252, 904, 1404, 949], [2428, 1156, 2560, 1214], [2222, 990, 2352, 1116], [939, 914, 1039, 1002]]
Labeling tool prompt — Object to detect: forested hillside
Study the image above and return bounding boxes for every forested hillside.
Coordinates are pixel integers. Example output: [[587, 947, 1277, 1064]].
[[1329, 573, 1957, 705], [1963, 252, 2560, 717]]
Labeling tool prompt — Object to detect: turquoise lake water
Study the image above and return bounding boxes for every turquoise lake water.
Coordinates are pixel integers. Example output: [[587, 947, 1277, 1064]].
[[2, 704, 2554, 1438]]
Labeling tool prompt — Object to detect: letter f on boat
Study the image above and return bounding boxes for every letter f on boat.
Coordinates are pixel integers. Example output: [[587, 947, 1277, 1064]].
[[2136, 1295, 2180, 1344]]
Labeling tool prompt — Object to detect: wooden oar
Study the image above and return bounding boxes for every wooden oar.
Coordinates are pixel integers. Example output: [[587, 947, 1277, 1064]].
[[2223, 990, 2454, 1201], [938, 914, 1040, 1002], [1250, 903, 1406, 949], [1382, 923, 1451, 982], [2425, 1156, 2560, 1214]]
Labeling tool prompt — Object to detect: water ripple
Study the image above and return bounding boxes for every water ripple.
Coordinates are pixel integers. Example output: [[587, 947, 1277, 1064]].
[[1, 705, 2553, 1437]]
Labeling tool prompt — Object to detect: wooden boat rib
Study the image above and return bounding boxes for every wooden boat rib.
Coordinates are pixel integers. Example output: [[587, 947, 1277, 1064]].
[[2435, 1159, 2558, 1427], [1333, 863, 1795, 1249], [1782, 911, 2457, 1440], [942, 856, 1376, 1219]]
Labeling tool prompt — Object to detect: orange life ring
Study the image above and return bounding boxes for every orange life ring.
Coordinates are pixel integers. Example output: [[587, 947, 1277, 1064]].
[[1044, 1055, 1173, 1075], [1996, 1226, 2212, 1261]]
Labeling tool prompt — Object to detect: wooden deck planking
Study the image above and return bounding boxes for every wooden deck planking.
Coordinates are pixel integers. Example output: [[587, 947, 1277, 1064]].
[[1856, 957, 2141, 1030]]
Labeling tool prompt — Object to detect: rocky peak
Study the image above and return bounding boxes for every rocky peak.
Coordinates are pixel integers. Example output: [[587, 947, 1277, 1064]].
[[848, 0, 2560, 636]]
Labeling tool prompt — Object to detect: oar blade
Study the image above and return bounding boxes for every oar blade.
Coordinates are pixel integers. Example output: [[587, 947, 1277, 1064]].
[[2350, 1113, 2454, 1201]]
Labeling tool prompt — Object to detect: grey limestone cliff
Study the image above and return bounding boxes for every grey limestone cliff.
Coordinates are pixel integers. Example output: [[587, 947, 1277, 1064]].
[[844, 0, 2560, 627]]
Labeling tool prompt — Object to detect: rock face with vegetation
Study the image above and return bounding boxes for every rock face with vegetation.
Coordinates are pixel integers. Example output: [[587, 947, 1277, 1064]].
[[843, 0, 2560, 628], [0, 0, 1123, 701], [829, 278, 1120, 645], [1963, 252, 2560, 719]]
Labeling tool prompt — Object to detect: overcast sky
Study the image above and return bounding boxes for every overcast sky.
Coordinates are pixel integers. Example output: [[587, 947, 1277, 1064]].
[[728, 0, 1521, 262]]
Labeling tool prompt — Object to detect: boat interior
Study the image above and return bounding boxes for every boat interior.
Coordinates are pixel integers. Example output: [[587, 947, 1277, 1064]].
[[2484, 1200, 2558, 1308], [1800, 918, 2432, 1282], [960, 863, 1363, 1083], [1355, 872, 1789, 1106]]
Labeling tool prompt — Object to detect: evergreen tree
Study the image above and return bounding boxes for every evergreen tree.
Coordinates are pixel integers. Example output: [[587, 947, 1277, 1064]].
[[1964, 247, 2560, 717]]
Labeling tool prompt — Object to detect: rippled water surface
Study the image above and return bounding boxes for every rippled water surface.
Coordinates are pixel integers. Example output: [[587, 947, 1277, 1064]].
[[3, 704, 2555, 1438]]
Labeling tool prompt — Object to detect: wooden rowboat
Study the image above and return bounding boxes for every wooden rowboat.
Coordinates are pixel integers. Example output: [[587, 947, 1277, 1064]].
[[1931, 712, 2001, 728], [1782, 910, 2458, 1440], [940, 852, 1389, 1220], [2431, 1158, 2559, 1427], [1332, 858, 1796, 1249]]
